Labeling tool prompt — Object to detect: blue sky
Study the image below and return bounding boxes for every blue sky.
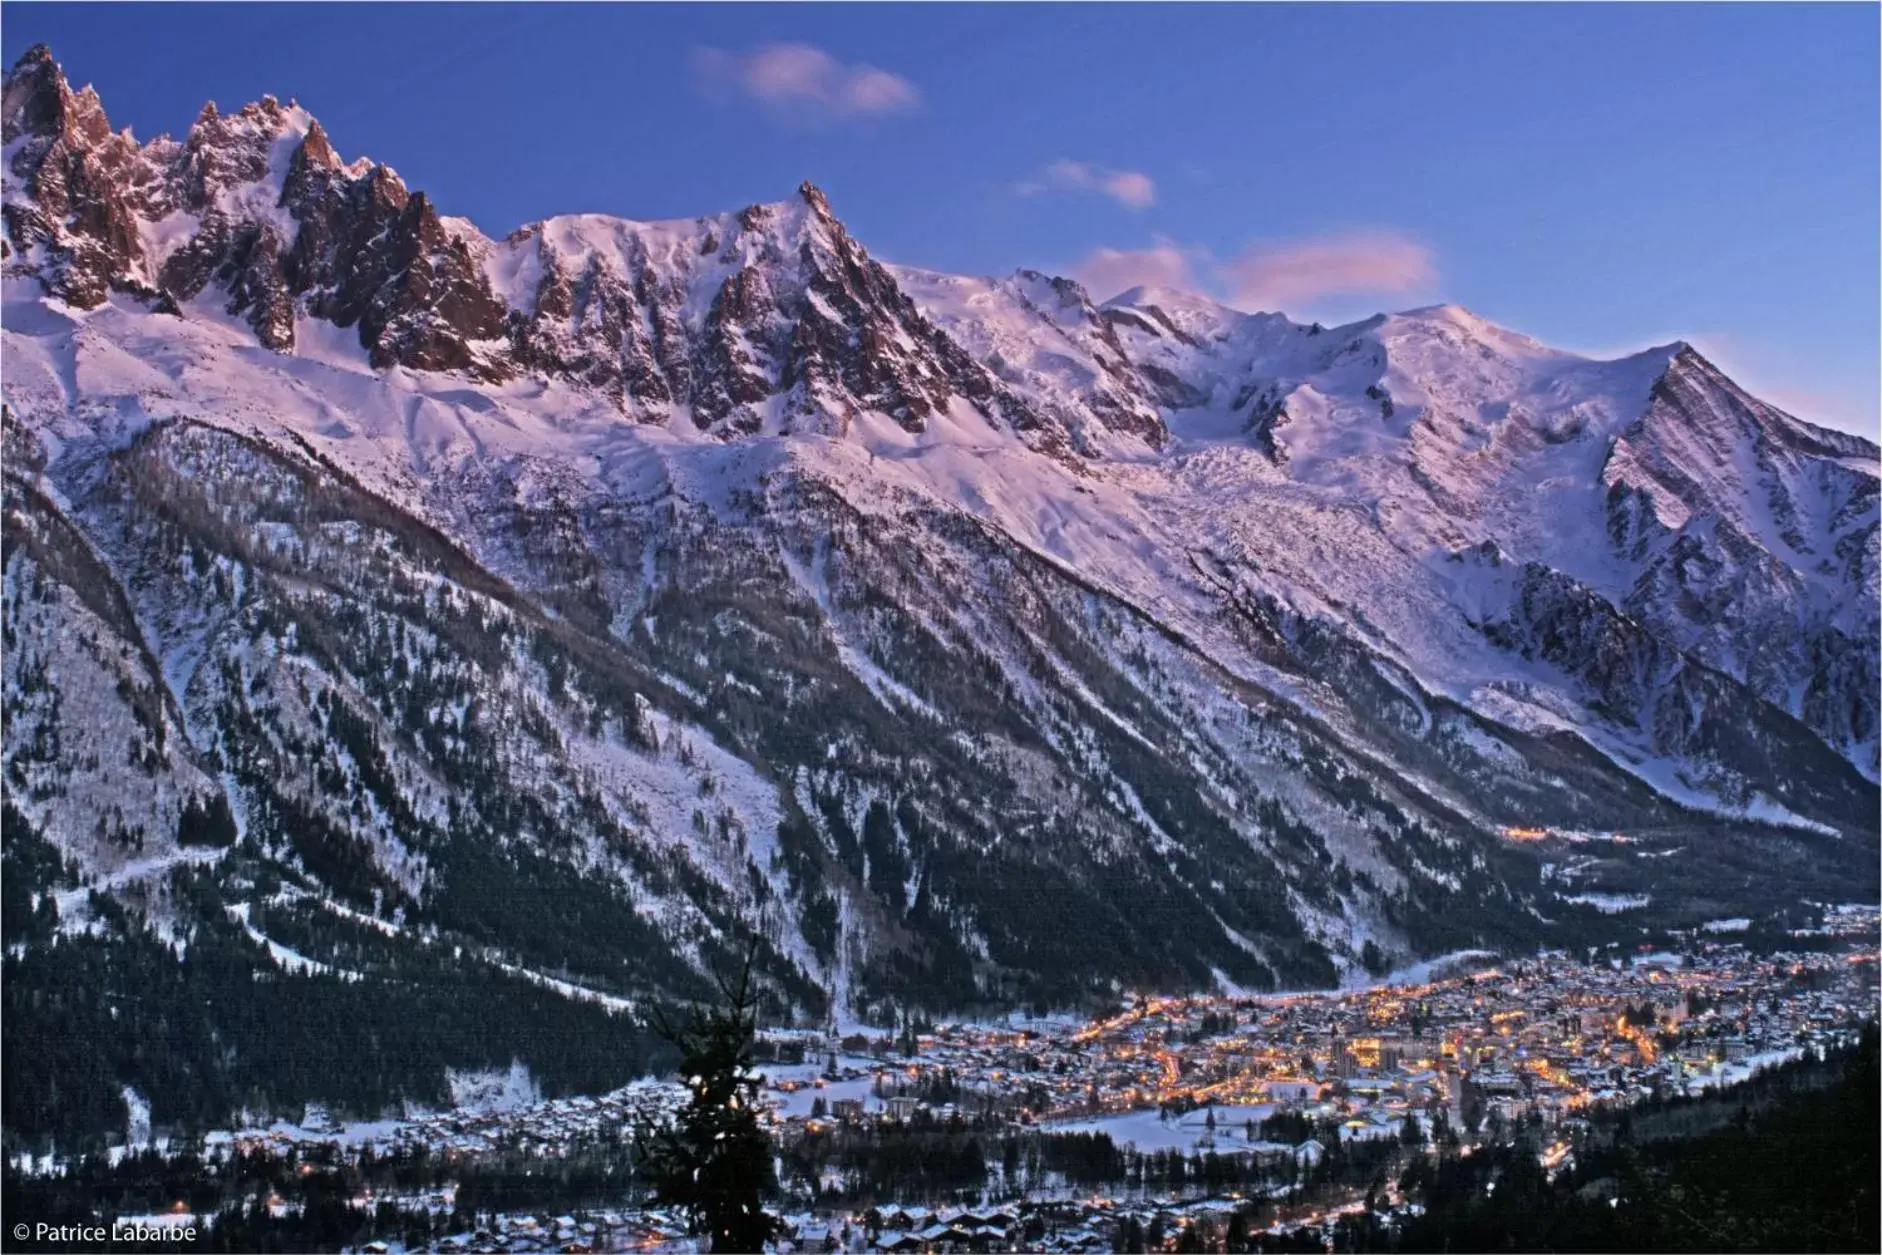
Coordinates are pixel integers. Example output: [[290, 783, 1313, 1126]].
[[7, 4, 1877, 434]]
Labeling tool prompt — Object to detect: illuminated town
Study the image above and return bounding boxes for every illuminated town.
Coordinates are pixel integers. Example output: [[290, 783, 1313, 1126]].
[[26, 907, 1868, 1252]]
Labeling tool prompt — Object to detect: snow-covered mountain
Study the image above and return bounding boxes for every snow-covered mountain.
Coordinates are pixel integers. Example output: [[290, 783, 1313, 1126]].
[[4, 46, 1874, 1139]]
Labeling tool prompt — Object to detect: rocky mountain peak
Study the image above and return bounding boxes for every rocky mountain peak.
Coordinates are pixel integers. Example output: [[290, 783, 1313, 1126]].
[[797, 178, 834, 218], [479, 187, 1098, 449], [6, 42, 54, 73], [2, 46, 152, 307], [177, 92, 303, 213], [1010, 268, 1096, 313], [0, 51, 1137, 456], [294, 118, 340, 171], [2, 43, 94, 146], [1643, 342, 1876, 461], [1, 46, 513, 375]]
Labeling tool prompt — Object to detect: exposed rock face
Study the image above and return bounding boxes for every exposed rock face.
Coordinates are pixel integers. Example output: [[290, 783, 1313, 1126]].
[[1600, 348, 1880, 769], [493, 184, 1072, 450], [0, 49, 1103, 451], [3, 50, 513, 376], [2, 45, 153, 308]]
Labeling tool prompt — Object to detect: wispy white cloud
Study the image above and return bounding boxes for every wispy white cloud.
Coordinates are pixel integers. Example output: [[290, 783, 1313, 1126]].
[[692, 43, 921, 124], [1222, 233, 1437, 311], [1069, 240, 1196, 299], [1067, 230, 1440, 312], [1016, 159, 1157, 210]]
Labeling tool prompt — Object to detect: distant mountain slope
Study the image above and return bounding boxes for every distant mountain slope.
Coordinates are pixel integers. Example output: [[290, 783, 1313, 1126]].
[[3, 45, 1874, 1142]]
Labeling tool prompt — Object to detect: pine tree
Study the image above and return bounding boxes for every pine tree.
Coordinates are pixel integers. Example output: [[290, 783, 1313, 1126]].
[[642, 942, 778, 1252]]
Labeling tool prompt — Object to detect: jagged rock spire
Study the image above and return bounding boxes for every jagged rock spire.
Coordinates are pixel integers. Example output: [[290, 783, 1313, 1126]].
[[3, 44, 68, 143], [0, 51, 1125, 453], [798, 179, 834, 217], [1, 45, 150, 307]]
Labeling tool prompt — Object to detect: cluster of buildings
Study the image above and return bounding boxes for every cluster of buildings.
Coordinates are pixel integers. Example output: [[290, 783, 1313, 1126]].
[[763, 930, 1876, 1160], [395, 1196, 1374, 1254], [395, 1208, 689, 1254], [201, 1079, 686, 1163], [108, 909, 1877, 1252]]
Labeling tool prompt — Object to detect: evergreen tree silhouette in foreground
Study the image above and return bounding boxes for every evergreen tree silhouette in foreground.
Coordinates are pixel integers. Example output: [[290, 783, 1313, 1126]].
[[643, 941, 779, 1252]]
